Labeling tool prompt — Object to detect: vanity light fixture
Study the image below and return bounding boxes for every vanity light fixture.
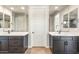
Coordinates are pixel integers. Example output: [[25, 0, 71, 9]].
[[21, 6, 25, 10], [63, 21, 67, 24], [10, 7, 14, 10]]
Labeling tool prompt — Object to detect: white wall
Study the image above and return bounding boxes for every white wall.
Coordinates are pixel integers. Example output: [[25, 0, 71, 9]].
[[49, 15, 55, 32], [13, 13, 28, 32]]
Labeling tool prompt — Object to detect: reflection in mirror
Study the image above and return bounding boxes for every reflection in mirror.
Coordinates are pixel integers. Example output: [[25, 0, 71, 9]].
[[69, 8, 78, 28], [63, 14, 68, 28], [0, 12, 3, 28], [4, 14, 10, 28]]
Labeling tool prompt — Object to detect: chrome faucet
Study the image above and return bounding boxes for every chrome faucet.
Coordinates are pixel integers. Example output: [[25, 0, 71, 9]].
[[8, 30, 10, 34]]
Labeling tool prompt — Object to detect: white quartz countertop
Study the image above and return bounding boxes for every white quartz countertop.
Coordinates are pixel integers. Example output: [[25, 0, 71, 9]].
[[49, 32, 79, 36], [0, 32, 28, 36]]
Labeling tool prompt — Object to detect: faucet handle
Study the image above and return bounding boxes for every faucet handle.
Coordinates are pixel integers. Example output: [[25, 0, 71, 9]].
[[8, 30, 10, 34]]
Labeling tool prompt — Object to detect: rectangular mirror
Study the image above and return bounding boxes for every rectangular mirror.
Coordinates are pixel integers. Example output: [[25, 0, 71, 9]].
[[4, 14, 10, 28], [63, 14, 68, 28], [69, 8, 78, 28], [0, 12, 3, 28]]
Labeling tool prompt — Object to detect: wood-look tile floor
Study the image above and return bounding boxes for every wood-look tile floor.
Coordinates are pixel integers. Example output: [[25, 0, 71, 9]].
[[25, 48, 52, 54]]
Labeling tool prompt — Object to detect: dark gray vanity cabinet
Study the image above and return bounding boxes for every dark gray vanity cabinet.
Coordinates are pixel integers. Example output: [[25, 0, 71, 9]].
[[49, 35, 51, 49], [77, 37, 79, 52], [0, 35, 28, 53], [49, 35, 53, 53], [8, 35, 28, 53], [0, 37, 8, 52], [24, 35, 28, 49], [49, 35, 52, 49], [49, 36, 77, 54]]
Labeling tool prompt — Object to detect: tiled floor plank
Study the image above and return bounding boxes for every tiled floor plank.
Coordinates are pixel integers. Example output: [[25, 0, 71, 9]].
[[25, 48, 52, 54]]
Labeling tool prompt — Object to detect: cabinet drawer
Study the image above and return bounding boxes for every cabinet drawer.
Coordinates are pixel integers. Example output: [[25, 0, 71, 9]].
[[9, 44, 23, 47], [9, 40, 23, 46], [0, 37, 8, 40], [9, 47, 23, 52], [10, 36, 23, 40], [9, 38, 23, 47], [53, 36, 61, 41], [61, 36, 73, 40]]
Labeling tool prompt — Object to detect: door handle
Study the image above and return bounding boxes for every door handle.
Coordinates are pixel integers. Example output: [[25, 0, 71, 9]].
[[32, 32, 35, 34]]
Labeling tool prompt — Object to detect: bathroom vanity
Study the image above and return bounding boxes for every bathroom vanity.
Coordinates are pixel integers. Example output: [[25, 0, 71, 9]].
[[0, 6, 29, 53], [49, 32, 79, 54], [0, 32, 28, 53]]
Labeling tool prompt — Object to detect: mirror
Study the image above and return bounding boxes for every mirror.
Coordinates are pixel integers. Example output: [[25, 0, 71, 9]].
[[63, 14, 68, 28], [4, 14, 10, 28], [0, 12, 3, 28], [69, 8, 78, 28]]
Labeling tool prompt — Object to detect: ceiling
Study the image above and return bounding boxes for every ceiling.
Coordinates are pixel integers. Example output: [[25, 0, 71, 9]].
[[2, 5, 69, 15], [3, 5, 28, 14], [49, 5, 69, 15]]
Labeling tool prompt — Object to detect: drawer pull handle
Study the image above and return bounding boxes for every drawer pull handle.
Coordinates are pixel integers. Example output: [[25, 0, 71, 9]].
[[64, 41, 68, 45]]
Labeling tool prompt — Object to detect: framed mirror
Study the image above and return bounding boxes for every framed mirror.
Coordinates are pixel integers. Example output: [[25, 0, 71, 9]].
[[0, 12, 3, 28], [69, 8, 78, 28], [63, 14, 68, 28], [4, 14, 10, 28]]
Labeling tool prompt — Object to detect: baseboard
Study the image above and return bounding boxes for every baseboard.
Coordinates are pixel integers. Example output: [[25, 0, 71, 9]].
[[28, 45, 49, 48], [45, 46, 49, 48], [28, 45, 32, 48], [32, 46, 46, 48]]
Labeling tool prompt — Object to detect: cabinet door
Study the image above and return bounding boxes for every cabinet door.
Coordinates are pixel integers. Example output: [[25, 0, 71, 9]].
[[49, 35, 53, 53], [53, 40, 64, 54], [51, 36, 53, 49], [53, 36, 64, 54], [24, 35, 28, 48], [77, 36, 79, 52], [72, 37, 77, 53], [64, 37, 77, 54], [61, 36, 77, 54], [53, 36, 59, 53], [49, 35, 52, 48], [0, 37, 8, 51], [58, 40, 64, 54]]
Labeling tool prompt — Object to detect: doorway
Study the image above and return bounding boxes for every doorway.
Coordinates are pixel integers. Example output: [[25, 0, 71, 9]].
[[28, 6, 49, 48]]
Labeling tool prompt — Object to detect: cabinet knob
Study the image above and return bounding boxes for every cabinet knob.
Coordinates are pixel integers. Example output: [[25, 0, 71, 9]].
[[64, 41, 68, 45]]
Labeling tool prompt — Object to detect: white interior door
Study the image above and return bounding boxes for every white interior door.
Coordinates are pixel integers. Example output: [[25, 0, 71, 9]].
[[29, 6, 49, 47]]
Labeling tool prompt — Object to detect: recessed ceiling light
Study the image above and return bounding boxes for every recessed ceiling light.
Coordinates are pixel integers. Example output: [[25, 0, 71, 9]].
[[21, 6, 25, 10], [55, 6, 59, 10], [10, 7, 14, 10], [0, 6, 2, 9]]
